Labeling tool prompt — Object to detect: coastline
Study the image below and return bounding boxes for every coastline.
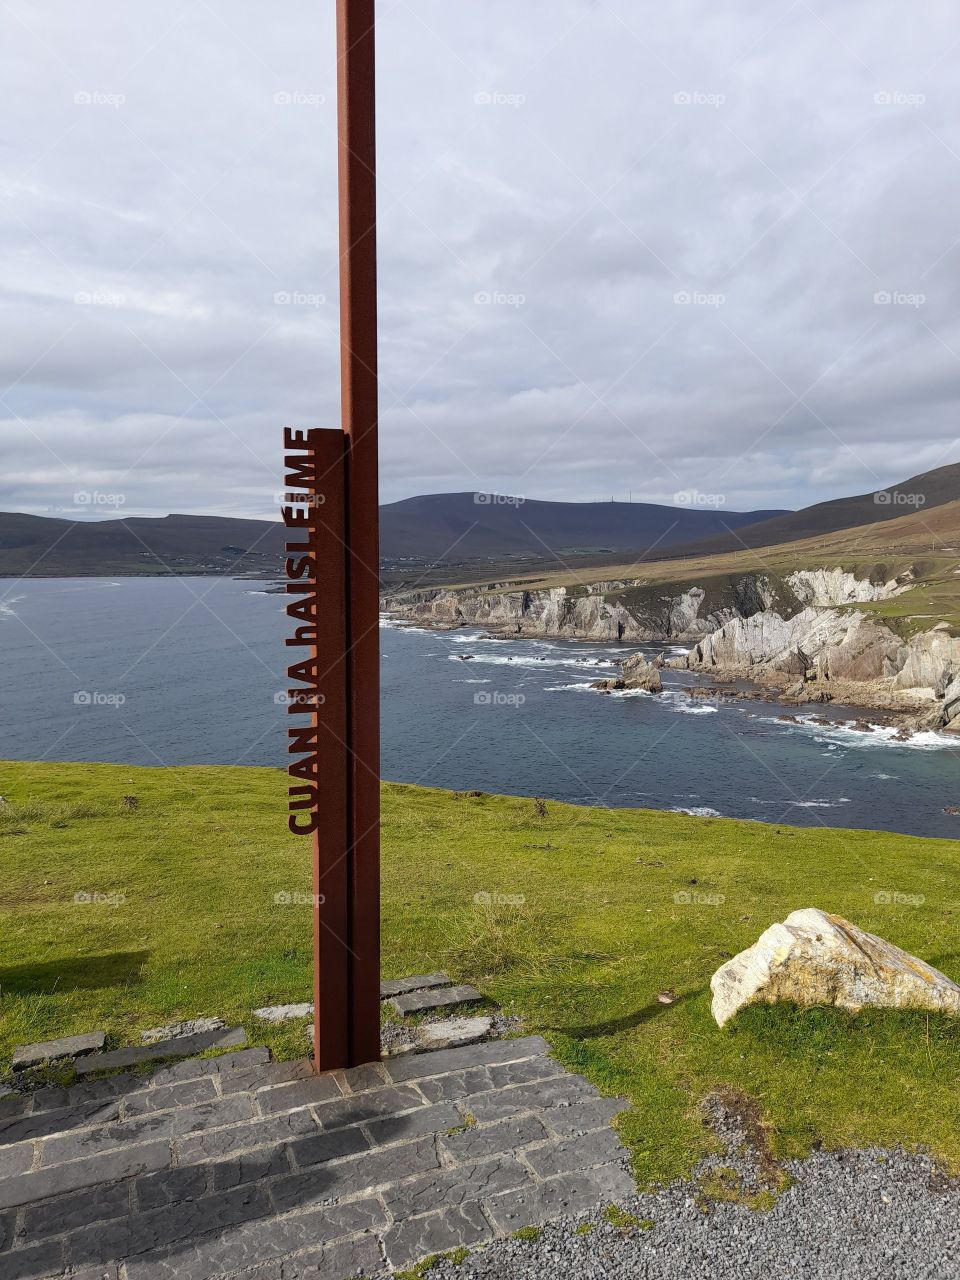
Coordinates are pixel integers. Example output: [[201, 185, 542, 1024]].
[[380, 607, 959, 740]]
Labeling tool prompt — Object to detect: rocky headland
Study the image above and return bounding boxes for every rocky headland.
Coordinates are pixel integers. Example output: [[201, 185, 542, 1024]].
[[381, 566, 960, 732]]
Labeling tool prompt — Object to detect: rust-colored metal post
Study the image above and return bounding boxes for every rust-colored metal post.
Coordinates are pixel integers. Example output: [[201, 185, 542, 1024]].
[[336, 0, 381, 1067], [283, 0, 380, 1072]]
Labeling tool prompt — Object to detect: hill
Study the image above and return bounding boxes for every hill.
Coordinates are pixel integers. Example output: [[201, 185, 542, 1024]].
[[0, 512, 288, 577], [379, 492, 786, 565], [0, 497, 787, 579], [669, 462, 960, 558], [1, 462, 954, 580]]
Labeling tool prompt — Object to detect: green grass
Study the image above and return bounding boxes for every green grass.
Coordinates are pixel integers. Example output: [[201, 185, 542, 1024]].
[[2, 761, 960, 1187]]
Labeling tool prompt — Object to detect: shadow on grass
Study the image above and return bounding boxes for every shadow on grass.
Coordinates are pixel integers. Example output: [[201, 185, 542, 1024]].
[[558, 987, 704, 1039], [0, 951, 150, 995]]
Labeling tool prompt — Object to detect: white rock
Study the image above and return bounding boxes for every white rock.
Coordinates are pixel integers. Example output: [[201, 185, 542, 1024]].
[[414, 1016, 493, 1051], [711, 908, 960, 1028], [141, 1018, 225, 1044], [253, 1003, 314, 1023]]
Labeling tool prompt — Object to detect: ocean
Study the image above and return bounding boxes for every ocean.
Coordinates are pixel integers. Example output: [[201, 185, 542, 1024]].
[[1, 576, 957, 839]]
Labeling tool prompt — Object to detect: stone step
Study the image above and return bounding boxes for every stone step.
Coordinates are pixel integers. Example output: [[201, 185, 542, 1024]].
[[11, 1032, 106, 1071], [74, 1026, 247, 1075], [379, 971, 451, 998], [386, 984, 484, 1016]]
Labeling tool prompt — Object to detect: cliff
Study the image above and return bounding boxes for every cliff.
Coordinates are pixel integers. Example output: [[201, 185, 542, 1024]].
[[382, 566, 960, 728]]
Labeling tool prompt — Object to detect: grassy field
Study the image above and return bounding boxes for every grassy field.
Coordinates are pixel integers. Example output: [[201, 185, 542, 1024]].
[[2, 760, 960, 1187]]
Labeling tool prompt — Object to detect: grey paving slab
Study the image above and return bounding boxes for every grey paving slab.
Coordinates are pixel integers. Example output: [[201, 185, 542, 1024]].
[[279, 1136, 440, 1207], [0, 1140, 36, 1180], [211, 1143, 291, 1191], [279, 1232, 383, 1280], [141, 1018, 226, 1044], [417, 1066, 494, 1104], [135, 1164, 209, 1211], [255, 1074, 343, 1115], [216, 1057, 316, 1096], [380, 971, 451, 998], [387, 985, 483, 1016], [333, 1062, 389, 1095], [41, 1093, 257, 1164], [122, 1199, 387, 1280], [284, 1125, 371, 1172], [74, 1027, 247, 1075], [542, 1096, 631, 1137], [439, 1112, 549, 1164], [467, 1074, 598, 1124], [121, 1076, 218, 1117], [415, 1016, 493, 1051], [62, 1074, 141, 1108], [11, 1032, 105, 1070], [148, 1046, 270, 1088], [383, 1201, 492, 1269], [486, 1055, 565, 1089], [484, 1162, 637, 1231], [0, 1097, 120, 1146], [521, 1126, 627, 1178], [364, 1101, 462, 1147], [252, 1003, 313, 1023], [20, 1178, 131, 1241], [310, 1085, 426, 1133], [0, 1237, 64, 1279], [381, 1154, 532, 1216], [0, 1140, 170, 1210], [385, 1036, 549, 1084], [177, 1108, 320, 1165]]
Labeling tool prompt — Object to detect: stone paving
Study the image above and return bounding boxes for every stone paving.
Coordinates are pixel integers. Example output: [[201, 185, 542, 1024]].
[[0, 1036, 636, 1279]]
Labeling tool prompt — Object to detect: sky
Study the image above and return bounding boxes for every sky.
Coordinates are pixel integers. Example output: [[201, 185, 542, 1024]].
[[2, 0, 960, 521]]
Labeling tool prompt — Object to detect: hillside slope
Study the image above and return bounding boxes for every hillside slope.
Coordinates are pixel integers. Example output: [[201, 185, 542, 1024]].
[[672, 462, 960, 557]]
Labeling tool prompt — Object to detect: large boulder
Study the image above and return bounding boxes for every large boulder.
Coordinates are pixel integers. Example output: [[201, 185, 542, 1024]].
[[620, 653, 663, 693], [711, 908, 960, 1027]]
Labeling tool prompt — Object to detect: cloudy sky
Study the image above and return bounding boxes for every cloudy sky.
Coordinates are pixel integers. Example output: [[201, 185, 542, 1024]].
[[3, 0, 960, 520]]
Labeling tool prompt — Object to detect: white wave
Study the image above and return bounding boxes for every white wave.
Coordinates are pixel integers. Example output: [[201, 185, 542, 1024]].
[[381, 621, 437, 635], [784, 798, 852, 809], [453, 678, 492, 684], [766, 712, 956, 752], [671, 805, 722, 817], [447, 653, 617, 671]]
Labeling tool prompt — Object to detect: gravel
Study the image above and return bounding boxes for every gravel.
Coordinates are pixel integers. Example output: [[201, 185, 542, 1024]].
[[412, 1148, 960, 1280], [406, 1095, 960, 1280]]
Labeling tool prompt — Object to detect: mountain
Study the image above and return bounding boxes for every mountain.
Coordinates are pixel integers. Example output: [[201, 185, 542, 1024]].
[[0, 499, 788, 579], [669, 462, 960, 558], [0, 462, 954, 579], [378, 493, 788, 563], [0, 513, 288, 577]]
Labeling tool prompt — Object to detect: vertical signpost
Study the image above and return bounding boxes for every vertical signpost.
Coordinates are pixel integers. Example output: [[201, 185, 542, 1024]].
[[281, 0, 380, 1072]]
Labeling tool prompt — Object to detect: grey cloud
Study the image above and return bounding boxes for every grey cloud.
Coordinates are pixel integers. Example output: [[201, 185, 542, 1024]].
[[2, 0, 959, 520]]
